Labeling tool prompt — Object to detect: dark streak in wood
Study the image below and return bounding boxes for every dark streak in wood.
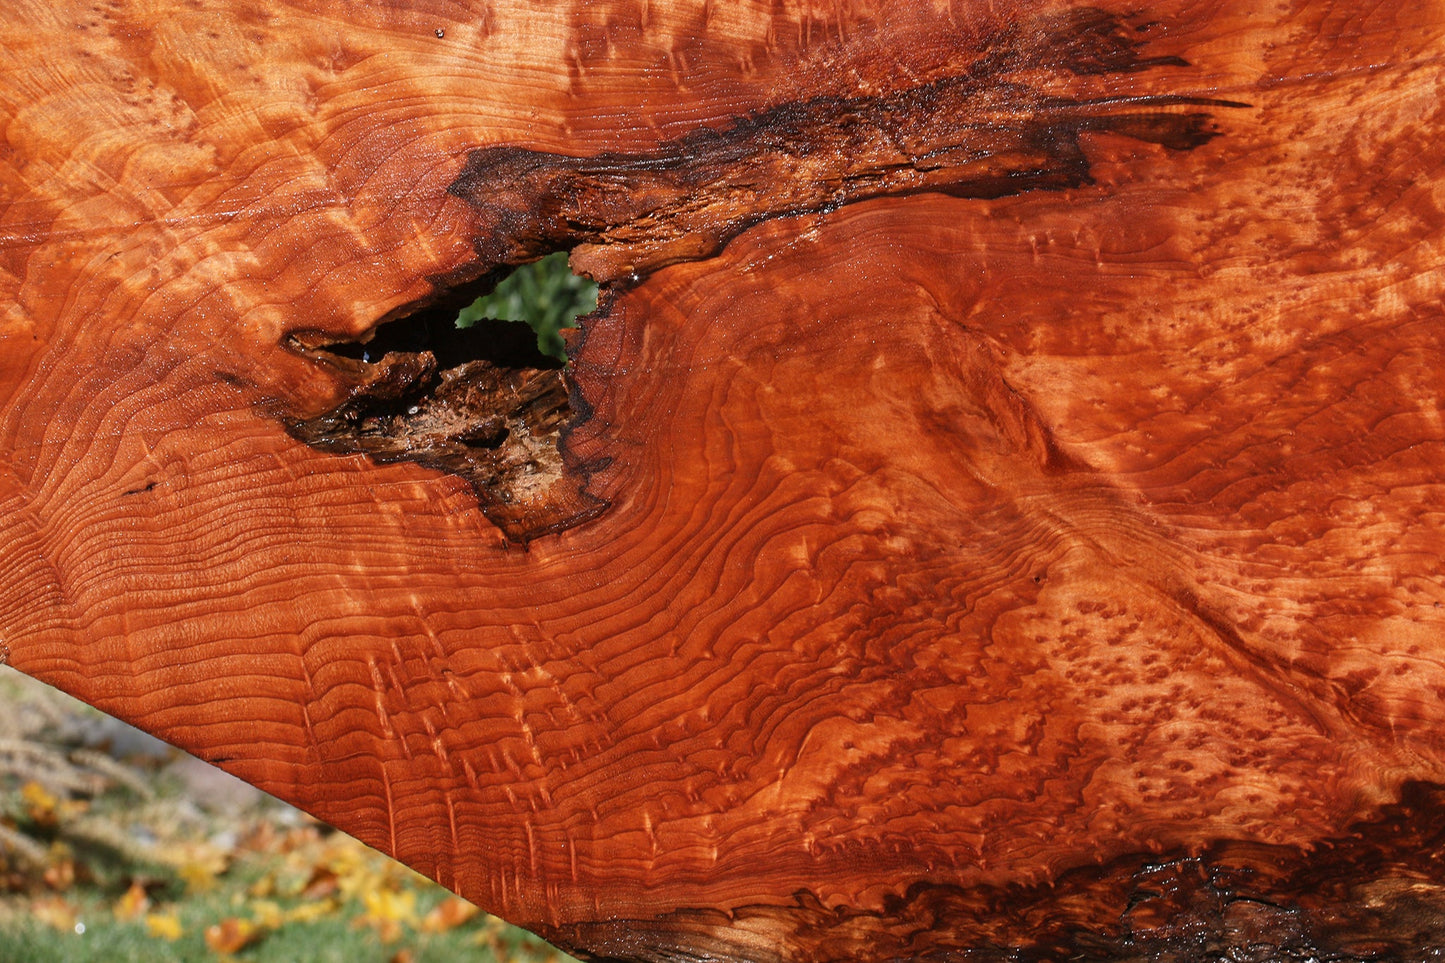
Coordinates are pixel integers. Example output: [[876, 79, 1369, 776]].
[[550, 782, 1445, 962], [279, 7, 1238, 537], [449, 8, 1244, 281]]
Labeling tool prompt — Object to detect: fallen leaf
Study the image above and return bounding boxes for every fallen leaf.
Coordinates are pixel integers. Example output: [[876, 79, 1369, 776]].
[[355, 886, 417, 943], [299, 865, 339, 900], [145, 912, 184, 941], [204, 917, 263, 955], [42, 858, 76, 892], [366, 887, 417, 923], [388, 951, 416, 963], [284, 897, 339, 924], [237, 821, 279, 854], [20, 782, 59, 828], [250, 899, 284, 930], [421, 897, 480, 933], [114, 881, 150, 920], [30, 896, 78, 932], [279, 824, 323, 853], [159, 839, 232, 893]]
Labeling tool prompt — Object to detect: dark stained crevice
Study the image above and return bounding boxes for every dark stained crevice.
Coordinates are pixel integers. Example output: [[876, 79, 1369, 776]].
[[281, 283, 608, 544], [545, 782, 1445, 962], [282, 8, 1241, 543], [316, 306, 549, 370], [449, 8, 1246, 282]]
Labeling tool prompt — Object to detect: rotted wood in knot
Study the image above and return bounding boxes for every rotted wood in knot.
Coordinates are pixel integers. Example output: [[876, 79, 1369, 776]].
[[283, 327, 604, 543]]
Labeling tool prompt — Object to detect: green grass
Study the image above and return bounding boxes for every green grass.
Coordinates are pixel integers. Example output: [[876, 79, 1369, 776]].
[[456, 253, 597, 360], [0, 881, 567, 963]]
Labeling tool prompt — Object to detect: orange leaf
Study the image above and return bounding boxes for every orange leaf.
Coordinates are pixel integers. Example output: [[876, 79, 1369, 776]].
[[30, 896, 79, 932], [237, 821, 279, 853], [204, 917, 263, 955], [388, 951, 416, 963], [114, 881, 150, 921], [42, 858, 76, 892], [421, 897, 480, 933], [300, 865, 339, 900]]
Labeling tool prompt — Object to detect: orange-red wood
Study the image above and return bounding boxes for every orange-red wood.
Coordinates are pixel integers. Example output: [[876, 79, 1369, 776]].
[[2, 1, 1445, 959]]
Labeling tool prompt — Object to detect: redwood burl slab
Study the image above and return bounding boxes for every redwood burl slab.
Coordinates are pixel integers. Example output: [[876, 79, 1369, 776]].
[[2, 1, 1444, 960]]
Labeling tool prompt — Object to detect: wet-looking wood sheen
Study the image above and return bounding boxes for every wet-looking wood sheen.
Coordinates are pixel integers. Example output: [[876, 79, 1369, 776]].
[[283, 9, 1240, 543], [2, 0, 1444, 960]]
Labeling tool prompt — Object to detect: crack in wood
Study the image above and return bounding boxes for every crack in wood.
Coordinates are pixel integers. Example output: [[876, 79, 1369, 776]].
[[449, 8, 1245, 281], [546, 781, 1445, 962], [282, 8, 1240, 544]]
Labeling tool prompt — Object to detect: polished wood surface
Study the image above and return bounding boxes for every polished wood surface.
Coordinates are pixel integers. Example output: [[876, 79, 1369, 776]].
[[2, 1, 1444, 959]]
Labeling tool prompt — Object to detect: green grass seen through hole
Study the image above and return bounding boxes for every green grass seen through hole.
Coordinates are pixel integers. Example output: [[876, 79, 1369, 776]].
[[455, 253, 598, 361]]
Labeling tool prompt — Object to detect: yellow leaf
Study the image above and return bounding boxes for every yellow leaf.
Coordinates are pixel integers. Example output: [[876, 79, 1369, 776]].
[[284, 898, 339, 924], [180, 861, 220, 893], [114, 882, 150, 921], [145, 912, 184, 941], [355, 887, 417, 943], [363, 887, 417, 924], [163, 840, 231, 894], [20, 782, 59, 826], [250, 900, 284, 930]]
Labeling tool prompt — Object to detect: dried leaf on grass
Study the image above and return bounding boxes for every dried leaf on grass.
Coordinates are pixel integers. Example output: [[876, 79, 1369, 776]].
[[250, 899, 285, 929], [145, 911, 184, 940], [204, 916, 265, 955], [299, 864, 339, 900], [19, 782, 60, 827], [42, 856, 76, 891], [283, 896, 340, 923], [113, 881, 149, 920], [355, 886, 417, 943], [160, 839, 232, 893], [421, 896, 480, 933], [30, 895, 79, 932]]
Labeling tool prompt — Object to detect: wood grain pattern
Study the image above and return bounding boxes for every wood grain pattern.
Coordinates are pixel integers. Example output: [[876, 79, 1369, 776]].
[[2, 0, 1444, 959]]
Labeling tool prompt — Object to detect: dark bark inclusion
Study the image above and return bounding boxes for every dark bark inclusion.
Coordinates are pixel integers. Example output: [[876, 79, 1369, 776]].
[[283, 8, 1243, 542], [282, 312, 607, 543], [547, 782, 1445, 962]]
